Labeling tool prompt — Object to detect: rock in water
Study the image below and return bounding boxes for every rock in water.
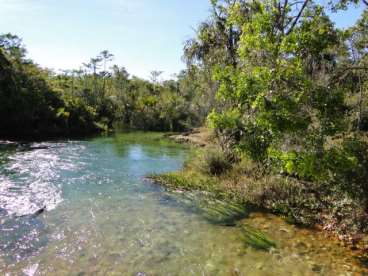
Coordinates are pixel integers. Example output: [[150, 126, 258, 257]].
[[31, 206, 46, 218]]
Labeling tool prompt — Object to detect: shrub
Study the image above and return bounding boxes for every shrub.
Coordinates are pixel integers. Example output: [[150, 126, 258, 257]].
[[201, 148, 232, 176], [327, 138, 368, 201], [237, 125, 273, 163], [268, 137, 368, 203]]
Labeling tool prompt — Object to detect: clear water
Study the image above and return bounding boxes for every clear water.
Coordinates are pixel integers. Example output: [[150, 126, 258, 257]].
[[0, 133, 366, 275]]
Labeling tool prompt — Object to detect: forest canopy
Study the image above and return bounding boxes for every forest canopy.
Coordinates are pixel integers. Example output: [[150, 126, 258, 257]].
[[0, 34, 207, 138]]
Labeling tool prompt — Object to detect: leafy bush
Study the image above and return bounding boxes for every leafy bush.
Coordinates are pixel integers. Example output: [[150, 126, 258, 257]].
[[268, 148, 328, 181], [268, 137, 368, 203], [327, 138, 368, 200], [237, 125, 273, 163]]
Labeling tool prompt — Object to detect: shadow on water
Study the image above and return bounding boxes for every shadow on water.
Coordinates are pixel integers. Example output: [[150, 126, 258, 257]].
[[160, 190, 278, 251], [158, 187, 278, 251], [160, 190, 249, 226]]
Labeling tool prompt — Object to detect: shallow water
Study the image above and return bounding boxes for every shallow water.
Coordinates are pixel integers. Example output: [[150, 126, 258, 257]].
[[0, 133, 366, 275]]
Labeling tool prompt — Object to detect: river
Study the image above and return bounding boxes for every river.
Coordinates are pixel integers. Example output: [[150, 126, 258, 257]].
[[0, 133, 366, 275]]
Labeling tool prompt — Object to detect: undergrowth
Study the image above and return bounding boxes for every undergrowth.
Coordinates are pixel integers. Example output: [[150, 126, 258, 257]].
[[151, 144, 368, 251]]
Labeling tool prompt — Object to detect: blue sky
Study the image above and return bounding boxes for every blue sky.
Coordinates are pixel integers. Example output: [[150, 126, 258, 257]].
[[0, 0, 365, 79]]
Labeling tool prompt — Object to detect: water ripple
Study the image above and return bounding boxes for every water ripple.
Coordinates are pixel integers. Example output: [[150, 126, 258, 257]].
[[0, 142, 84, 217]]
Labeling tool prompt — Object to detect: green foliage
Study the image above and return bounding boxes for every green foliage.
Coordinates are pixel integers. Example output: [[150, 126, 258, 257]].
[[328, 138, 368, 199], [0, 34, 206, 138], [267, 136, 368, 206], [198, 0, 368, 208], [240, 224, 276, 251], [237, 125, 273, 162], [173, 0, 368, 236], [0, 34, 101, 138], [207, 109, 241, 130], [0, 47, 70, 138]]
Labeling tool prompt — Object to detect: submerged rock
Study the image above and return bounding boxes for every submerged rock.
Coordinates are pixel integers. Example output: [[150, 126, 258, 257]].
[[31, 206, 46, 218], [16, 206, 47, 219]]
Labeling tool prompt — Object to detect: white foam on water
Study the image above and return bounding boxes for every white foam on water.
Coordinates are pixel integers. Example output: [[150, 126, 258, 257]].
[[22, 263, 39, 276], [0, 143, 84, 216]]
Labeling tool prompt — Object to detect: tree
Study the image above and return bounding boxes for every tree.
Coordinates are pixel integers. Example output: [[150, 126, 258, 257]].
[[100, 50, 114, 97], [345, 10, 368, 130], [207, 0, 347, 163], [0, 33, 26, 60]]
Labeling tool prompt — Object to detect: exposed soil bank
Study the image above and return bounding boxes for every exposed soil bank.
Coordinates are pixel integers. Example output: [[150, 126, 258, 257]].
[[167, 127, 213, 147]]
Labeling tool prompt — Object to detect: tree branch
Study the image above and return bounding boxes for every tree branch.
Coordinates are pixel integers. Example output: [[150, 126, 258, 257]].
[[286, 0, 310, 35], [330, 66, 368, 84]]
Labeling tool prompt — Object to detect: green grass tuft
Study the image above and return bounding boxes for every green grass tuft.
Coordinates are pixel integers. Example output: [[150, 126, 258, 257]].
[[240, 224, 277, 251]]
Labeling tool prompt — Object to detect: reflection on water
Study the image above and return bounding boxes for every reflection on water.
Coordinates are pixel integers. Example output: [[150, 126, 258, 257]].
[[0, 133, 366, 275]]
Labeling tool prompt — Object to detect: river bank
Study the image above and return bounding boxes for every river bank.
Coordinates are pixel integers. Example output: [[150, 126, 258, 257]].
[[153, 128, 368, 264], [3, 132, 368, 274], [165, 127, 213, 147]]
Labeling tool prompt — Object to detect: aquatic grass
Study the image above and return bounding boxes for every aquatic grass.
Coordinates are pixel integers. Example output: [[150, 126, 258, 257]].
[[240, 224, 277, 251], [150, 172, 209, 191], [151, 153, 329, 227], [152, 174, 276, 248], [195, 197, 249, 226], [151, 139, 368, 256], [149, 155, 256, 227], [2, 133, 367, 274], [156, 185, 250, 226]]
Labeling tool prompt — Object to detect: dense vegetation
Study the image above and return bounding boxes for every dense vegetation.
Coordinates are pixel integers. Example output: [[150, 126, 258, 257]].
[[154, 0, 368, 248], [1, 0, 368, 249], [0, 34, 209, 138]]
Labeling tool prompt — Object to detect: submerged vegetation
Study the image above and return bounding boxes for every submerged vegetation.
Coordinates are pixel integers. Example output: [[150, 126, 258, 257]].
[[1, 0, 368, 259], [152, 0, 368, 254], [240, 224, 277, 251], [161, 189, 277, 250]]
